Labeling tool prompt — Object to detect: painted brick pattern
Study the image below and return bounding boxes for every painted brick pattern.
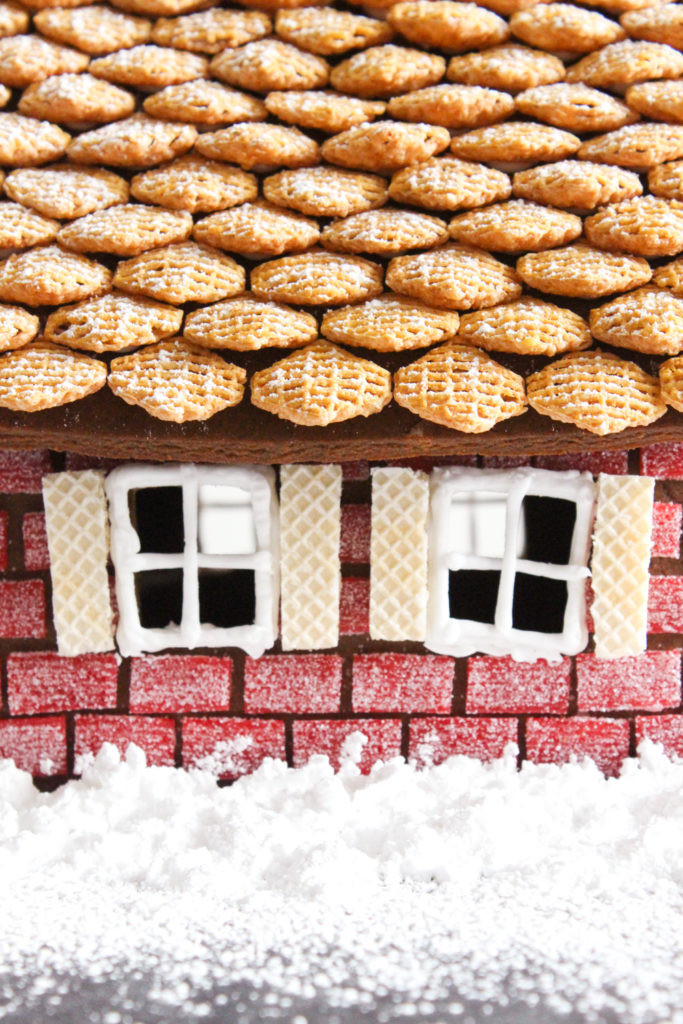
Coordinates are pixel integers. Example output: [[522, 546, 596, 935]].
[[0, 716, 67, 775], [0, 580, 46, 638], [467, 657, 571, 715], [410, 717, 518, 766], [339, 504, 371, 564], [339, 576, 370, 635], [0, 450, 51, 493], [533, 451, 629, 475], [22, 512, 50, 571], [0, 510, 6, 573], [74, 714, 176, 771], [652, 502, 682, 558], [353, 653, 454, 713], [130, 655, 232, 713], [292, 718, 402, 772], [182, 717, 286, 779], [576, 651, 681, 712], [648, 576, 683, 633], [635, 715, 683, 759], [244, 654, 343, 713], [640, 443, 683, 479], [525, 717, 630, 777], [8, 651, 119, 714]]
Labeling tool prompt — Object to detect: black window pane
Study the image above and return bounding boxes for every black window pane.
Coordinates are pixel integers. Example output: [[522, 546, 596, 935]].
[[130, 487, 184, 554], [512, 573, 568, 634], [449, 569, 500, 624], [520, 496, 576, 565], [198, 569, 256, 628], [135, 569, 183, 629]]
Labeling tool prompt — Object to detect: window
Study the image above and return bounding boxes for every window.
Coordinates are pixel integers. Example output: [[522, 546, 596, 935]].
[[106, 464, 278, 657], [426, 467, 595, 660]]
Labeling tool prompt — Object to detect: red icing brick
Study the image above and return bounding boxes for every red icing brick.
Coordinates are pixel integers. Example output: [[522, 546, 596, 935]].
[[244, 654, 342, 713], [0, 510, 6, 572], [410, 716, 518, 766], [636, 715, 683, 759], [0, 716, 67, 775], [0, 450, 51, 492], [533, 451, 628, 475], [466, 656, 571, 714], [292, 718, 402, 772], [182, 717, 286, 778], [640, 443, 683, 479], [339, 576, 369, 635], [341, 460, 369, 481], [648, 576, 683, 633], [577, 650, 681, 712], [525, 717, 630, 776], [651, 502, 681, 558], [340, 504, 370, 564], [130, 655, 232, 713], [8, 651, 119, 714], [352, 653, 454, 713], [395, 455, 478, 473], [0, 580, 46, 638], [22, 512, 50, 571], [480, 456, 531, 468], [74, 714, 176, 769]]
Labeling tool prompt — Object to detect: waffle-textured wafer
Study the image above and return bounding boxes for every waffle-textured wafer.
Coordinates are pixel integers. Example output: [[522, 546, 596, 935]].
[[321, 208, 448, 254], [152, 8, 271, 52], [321, 121, 450, 173], [108, 337, 246, 422], [34, 6, 152, 55], [590, 286, 683, 356], [0, 201, 59, 250], [393, 340, 527, 432], [211, 38, 329, 92], [329, 44, 445, 97], [58, 204, 193, 256], [0, 244, 112, 304], [66, 113, 197, 166], [251, 250, 383, 305], [0, 2, 29, 36], [660, 355, 683, 412], [143, 79, 266, 124], [321, 292, 459, 351], [510, 3, 626, 53], [0, 340, 107, 412], [447, 43, 564, 92], [387, 243, 521, 310], [650, 161, 683, 200], [89, 43, 208, 87], [388, 1, 508, 51], [626, 81, 683, 124], [193, 200, 320, 258], [0, 304, 40, 352], [387, 83, 514, 128], [566, 39, 683, 87], [130, 156, 257, 213], [518, 242, 652, 298], [653, 256, 683, 295], [250, 340, 391, 426], [113, 240, 245, 304], [184, 294, 318, 350], [526, 348, 666, 435], [263, 165, 388, 217], [195, 122, 319, 171], [584, 195, 683, 258], [275, 7, 392, 53], [449, 199, 582, 252], [265, 90, 385, 133], [45, 290, 182, 352], [621, 5, 683, 49], [451, 123, 581, 166], [516, 83, 637, 133], [389, 156, 511, 210], [512, 159, 643, 211], [0, 34, 89, 88], [0, 113, 71, 166], [459, 296, 591, 356], [4, 165, 128, 219], [18, 73, 136, 128], [578, 123, 683, 169]]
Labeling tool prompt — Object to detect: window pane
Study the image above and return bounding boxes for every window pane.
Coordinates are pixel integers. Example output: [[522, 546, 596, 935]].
[[449, 569, 500, 624], [519, 496, 577, 565], [130, 487, 184, 554], [448, 492, 510, 559], [135, 569, 183, 629], [198, 568, 256, 628], [512, 573, 568, 634], [198, 485, 256, 555]]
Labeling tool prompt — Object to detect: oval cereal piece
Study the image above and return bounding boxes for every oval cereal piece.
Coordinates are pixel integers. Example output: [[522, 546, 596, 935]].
[[584, 195, 683, 258], [0, 2, 29, 37], [321, 208, 448, 255], [250, 340, 391, 426], [459, 297, 591, 356], [108, 337, 246, 423], [654, 256, 683, 296], [193, 200, 320, 258], [393, 341, 527, 433], [510, 3, 626, 54], [389, 156, 511, 211], [4, 165, 128, 219], [526, 349, 666, 435], [131, 157, 257, 213], [0, 340, 107, 412], [659, 355, 683, 412], [0, 113, 71, 166], [512, 160, 642, 211], [321, 293, 459, 351], [516, 83, 637, 133], [263, 165, 388, 217], [195, 122, 319, 172], [579, 123, 683, 169], [152, 8, 271, 52], [0, 244, 112, 304], [143, 79, 266, 125], [517, 241, 652, 298], [0, 303, 40, 353], [626, 81, 683, 124], [113, 241, 245, 304], [388, 83, 513, 128], [329, 44, 445, 98], [89, 43, 208, 88], [58, 205, 193, 256], [450, 123, 580, 167], [650, 161, 683, 201], [18, 73, 136, 128], [66, 113, 197, 167], [387, 243, 521, 310], [210, 38, 329, 92], [265, 90, 385, 133], [251, 250, 383, 306], [0, 34, 89, 88], [44, 290, 183, 352], [321, 121, 450, 173], [590, 286, 683, 356], [275, 7, 392, 54], [0, 201, 59, 251], [109, 0, 221, 14], [387, 1, 508, 51], [34, 6, 152, 55], [184, 294, 318, 351], [621, 5, 683, 49], [449, 199, 582, 253], [447, 43, 564, 92], [566, 40, 683, 88]]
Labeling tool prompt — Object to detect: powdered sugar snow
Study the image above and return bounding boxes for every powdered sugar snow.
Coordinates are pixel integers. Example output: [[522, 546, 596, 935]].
[[1, 738, 682, 1024]]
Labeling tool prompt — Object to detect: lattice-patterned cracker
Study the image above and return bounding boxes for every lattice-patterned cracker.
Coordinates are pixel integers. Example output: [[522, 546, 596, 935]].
[[0, 339, 107, 411], [653, 256, 683, 295], [626, 81, 683, 124], [0, 34, 89, 88], [650, 160, 683, 201], [152, 8, 271, 52], [370, 466, 428, 642], [67, 113, 197, 167], [143, 79, 266, 124], [4, 165, 129, 219], [113, 241, 245, 304], [131, 156, 257, 213], [526, 349, 666, 435], [578, 123, 683, 169], [0, 201, 59, 250], [193, 200, 320, 258], [0, 113, 71, 166], [321, 209, 448, 255], [250, 340, 391, 425], [584, 0, 678, 15], [447, 43, 564, 92], [275, 7, 392, 53], [660, 354, 683, 411], [108, 337, 246, 422], [195, 122, 319, 171], [510, 3, 626, 53], [251, 250, 383, 306], [589, 286, 683, 356], [449, 199, 582, 253], [0, 1, 29, 36], [453, 0, 552, 15], [265, 90, 385, 133], [459, 296, 591, 356], [388, 1, 508, 51], [210, 38, 329, 92], [585, 196, 683, 258], [394, 340, 527, 432], [387, 83, 514, 128], [566, 39, 683, 87], [184, 294, 318, 351], [263, 165, 387, 217], [621, 5, 683, 48], [389, 156, 511, 211], [329, 44, 445, 98], [90, 43, 208, 87], [517, 242, 652, 298], [512, 159, 643, 211], [58, 204, 193, 256], [387, 243, 521, 310], [18, 73, 136, 128], [0, 245, 112, 304], [321, 121, 450, 173], [516, 83, 637, 133], [34, 6, 152, 55], [45, 290, 182, 352], [0, 304, 39, 352], [321, 293, 459, 351], [450, 123, 581, 166], [108, 0, 219, 14], [42, 470, 114, 657]]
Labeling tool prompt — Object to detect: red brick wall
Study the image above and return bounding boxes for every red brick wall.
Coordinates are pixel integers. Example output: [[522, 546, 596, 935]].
[[1, 447, 682, 783]]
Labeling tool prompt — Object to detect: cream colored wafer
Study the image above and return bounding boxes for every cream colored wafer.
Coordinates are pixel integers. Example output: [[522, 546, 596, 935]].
[[108, 337, 246, 422], [0, 34, 89, 88], [195, 122, 319, 171], [264, 90, 385, 133], [449, 199, 581, 252], [578, 123, 683, 169], [589, 286, 683, 356], [447, 43, 564, 92], [517, 241, 652, 297], [18, 74, 136, 128], [0, 201, 59, 251], [184, 294, 317, 351], [45, 290, 182, 352], [66, 113, 197, 167], [450, 123, 580, 166], [131, 157, 257, 213], [510, 3, 626, 54], [387, 1, 508, 51], [566, 39, 683, 87], [393, 340, 527, 432], [526, 348, 666, 435], [58, 205, 193, 256], [113, 240, 245, 304], [0, 1, 29, 36], [321, 293, 459, 351], [660, 355, 683, 411], [0, 245, 112, 304], [250, 339, 391, 426], [321, 209, 448, 255], [389, 156, 511, 211], [321, 121, 450, 173], [388, 83, 514, 128], [90, 43, 208, 88], [251, 250, 383, 305], [193, 200, 320, 258], [0, 304, 39, 352], [387, 243, 521, 310], [329, 44, 445, 97], [143, 79, 266, 124], [34, 6, 152, 55], [653, 256, 683, 296], [152, 8, 270, 52], [4, 165, 128, 219], [210, 38, 329, 92], [459, 297, 591, 356], [0, 113, 71, 166], [263, 165, 387, 217], [0, 339, 107, 411], [516, 83, 637, 132], [275, 7, 392, 53], [650, 160, 683, 200], [626, 81, 683, 124], [512, 159, 642, 211], [584, 195, 683, 258], [621, 5, 683, 48]]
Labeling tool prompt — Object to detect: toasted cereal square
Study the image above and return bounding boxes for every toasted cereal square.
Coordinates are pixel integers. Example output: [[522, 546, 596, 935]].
[[275, 7, 392, 54], [517, 241, 652, 297], [589, 286, 683, 356], [66, 113, 197, 167], [578, 122, 683, 169], [251, 250, 383, 306], [516, 83, 637, 133], [459, 297, 592, 356], [321, 293, 459, 351], [0, 245, 112, 305], [388, 83, 514, 128], [18, 73, 136, 128], [152, 8, 271, 52], [33, 5, 152, 55], [621, 5, 683, 49], [449, 199, 582, 253], [0, 303, 40, 352], [653, 255, 683, 295], [584, 195, 683, 257], [660, 354, 683, 411], [386, 243, 522, 310], [650, 161, 683, 200], [0, 340, 107, 411], [143, 79, 266, 124], [321, 208, 448, 255], [512, 159, 643, 211], [447, 43, 564, 92], [450, 122, 581, 166], [265, 90, 386, 133], [131, 157, 258, 213], [329, 44, 445, 98], [387, 1, 509, 52], [184, 294, 318, 351], [626, 80, 683, 124], [388, 156, 511, 211], [195, 121, 319, 171], [108, 0, 221, 15], [0, 201, 60, 251], [263, 165, 388, 217], [89, 43, 208, 88], [4, 165, 129, 219], [0, 113, 71, 166], [58, 205, 193, 256], [0, 1, 29, 37], [193, 200, 320, 258], [566, 39, 683, 88], [321, 121, 450, 173], [0, 34, 89, 88], [510, 3, 626, 54], [45, 290, 183, 353], [112, 240, 245, 304], [210, 38, 329, 92]]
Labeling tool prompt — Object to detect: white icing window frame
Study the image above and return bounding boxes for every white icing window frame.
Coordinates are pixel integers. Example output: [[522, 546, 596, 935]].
[[426, 467, 595, 661], [106, 464, 279, 659]]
